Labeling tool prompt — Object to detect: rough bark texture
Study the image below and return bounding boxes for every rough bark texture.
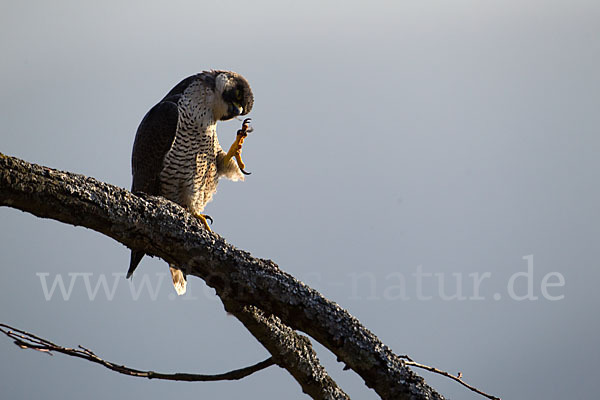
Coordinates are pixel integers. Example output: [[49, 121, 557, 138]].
[[0, 153, 445, 400], [224, 303, 350, 400]]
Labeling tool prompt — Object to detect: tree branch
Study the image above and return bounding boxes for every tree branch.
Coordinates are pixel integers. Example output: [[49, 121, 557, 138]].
[[0, 323, 275, 382], [0, 152, 444, 399], [223, 303, 350, 400], [0, 154, 349, 400]]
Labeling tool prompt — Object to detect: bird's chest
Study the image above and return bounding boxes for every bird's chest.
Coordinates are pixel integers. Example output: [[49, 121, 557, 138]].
[[160, 121, 219, 211]]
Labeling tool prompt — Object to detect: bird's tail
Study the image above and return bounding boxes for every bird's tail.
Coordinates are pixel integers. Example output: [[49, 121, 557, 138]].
[[169, 266, 187, 295], [128, 251, 186, 295], [127, 251, 145, 279]]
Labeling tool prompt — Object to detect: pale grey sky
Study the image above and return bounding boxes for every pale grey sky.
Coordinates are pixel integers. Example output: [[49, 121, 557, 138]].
[[1, 1, 599, 399]]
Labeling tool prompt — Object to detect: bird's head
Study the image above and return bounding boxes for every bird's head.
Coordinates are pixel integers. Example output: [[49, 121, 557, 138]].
[[212, 71, 254, 121]]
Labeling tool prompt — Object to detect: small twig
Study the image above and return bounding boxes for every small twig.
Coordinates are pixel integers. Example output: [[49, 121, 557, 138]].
[[0, 323, 274, 382], [405, 360, 500, 400]]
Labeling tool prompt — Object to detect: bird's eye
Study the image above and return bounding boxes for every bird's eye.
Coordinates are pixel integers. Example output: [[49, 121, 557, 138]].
[[235, 89, 242, 101]]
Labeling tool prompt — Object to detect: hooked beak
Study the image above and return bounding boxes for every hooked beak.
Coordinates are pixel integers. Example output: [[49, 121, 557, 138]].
[[228, 103, 244, 117]]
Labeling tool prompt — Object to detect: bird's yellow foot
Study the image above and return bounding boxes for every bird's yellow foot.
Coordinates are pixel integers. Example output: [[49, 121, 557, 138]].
[[193, 213, 213, 232], [225, 118, 253, 175]]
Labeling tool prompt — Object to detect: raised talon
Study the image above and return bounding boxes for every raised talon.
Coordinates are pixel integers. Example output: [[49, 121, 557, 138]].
[[226, 118, 253, 174], [241, 118, 253, 134]]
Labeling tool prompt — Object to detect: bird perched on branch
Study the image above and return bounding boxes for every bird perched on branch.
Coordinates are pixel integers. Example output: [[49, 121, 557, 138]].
[[126, 70, 254, 295]]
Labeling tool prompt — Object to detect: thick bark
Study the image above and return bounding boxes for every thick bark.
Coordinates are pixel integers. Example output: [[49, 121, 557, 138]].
[[0, 153, 444, 400], [224, 303, 350, 400], [0, 153, 348, 400]]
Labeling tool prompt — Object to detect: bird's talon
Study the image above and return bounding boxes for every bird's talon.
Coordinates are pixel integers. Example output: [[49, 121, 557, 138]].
[[193, 213, 213, 231], [240, 118, 253, 134], [227, 118, 253, 175]]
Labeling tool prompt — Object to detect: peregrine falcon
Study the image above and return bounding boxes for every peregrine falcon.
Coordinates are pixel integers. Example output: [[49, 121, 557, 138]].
[[126, 70, 254, 295]]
